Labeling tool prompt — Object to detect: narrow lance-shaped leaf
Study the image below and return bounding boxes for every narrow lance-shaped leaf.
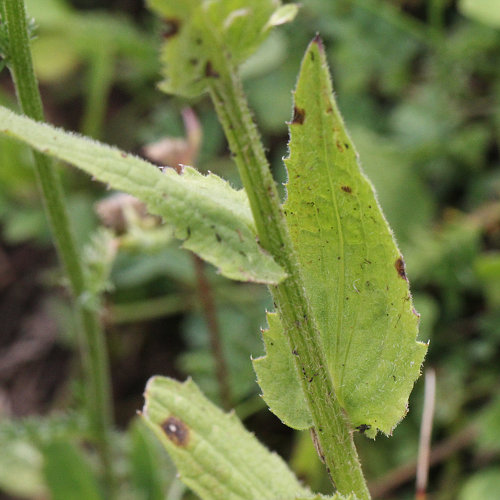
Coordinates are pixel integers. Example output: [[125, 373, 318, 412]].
[[142, 377, 309, 500], [148, 0, 298, 97], [255, 38, 428, 437], [0, 106, 286, 284]]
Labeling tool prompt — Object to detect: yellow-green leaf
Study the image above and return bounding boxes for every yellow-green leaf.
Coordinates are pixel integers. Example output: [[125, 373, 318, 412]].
[[256, 38, 428, 437], [142, 377, 309, 500], [0, 106, 286, 284], [148, 0, 297, 97]]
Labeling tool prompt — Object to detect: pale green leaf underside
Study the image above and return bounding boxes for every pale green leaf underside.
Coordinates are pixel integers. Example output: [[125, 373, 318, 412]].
[[253, 313, 312, 429], [0, 106, 286, 284], [142, 377, 309, 500], [459, 0, 500, 29], [257, 40, 427, 437], [290, 495, 358, 500], [148, 0, 297, 97]]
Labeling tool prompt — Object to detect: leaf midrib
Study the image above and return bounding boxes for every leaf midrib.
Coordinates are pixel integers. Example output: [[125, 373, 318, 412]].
[[313, 60, 347, 393]]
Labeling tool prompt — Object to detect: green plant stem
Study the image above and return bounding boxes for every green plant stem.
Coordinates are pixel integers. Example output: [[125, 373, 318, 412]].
[[107, 293, 189, 324], [208, 62, 370, 499], [81, 46, 113, 139], [2, 1, 114, 495]]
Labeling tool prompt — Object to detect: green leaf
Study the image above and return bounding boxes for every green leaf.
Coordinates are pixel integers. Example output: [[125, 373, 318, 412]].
[[290, 495, 358, 500], [148, 0, 297, 97], [41, 441, 103, 500], [0, 440, 46, 498], [253, 312, 312, 429], [142, 376, 309, 500], [459, 0, 500, 29], [0, 414, 87, 498], [256, 39, 427, 438], [0, 105, 286, 284], [458, 469, 500, 500], [128, 418, 174, 500]]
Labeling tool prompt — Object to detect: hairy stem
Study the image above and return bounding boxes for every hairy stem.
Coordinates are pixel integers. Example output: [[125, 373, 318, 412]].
[[2, 1, 114, 494], [207, 60, 370, 498]]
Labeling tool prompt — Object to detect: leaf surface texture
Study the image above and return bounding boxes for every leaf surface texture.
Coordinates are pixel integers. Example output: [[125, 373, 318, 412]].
[[0, 106, 285, 284], [142, 377, 309, 500], [256, 40, 427, 437]]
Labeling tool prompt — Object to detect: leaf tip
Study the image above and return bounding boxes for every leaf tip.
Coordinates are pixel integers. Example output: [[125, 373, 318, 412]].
[[311, 33, 325, 52]]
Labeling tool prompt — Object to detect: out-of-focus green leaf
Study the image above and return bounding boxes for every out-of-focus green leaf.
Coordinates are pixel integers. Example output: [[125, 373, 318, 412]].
[[0, 440, 46, 498], [459, 0, 500, 28], [148, 0, 297, 97], [41, 441, 103, 500], [289, 431, 326, 493], [255, 39, 427, 438], [458, 468, 500, 499], [291, 495, 358, 500], [83, 228, 117, 303], [0, 105, 286, 285], [129, 418, 175, 500], [475, 252, 500, 307], [0, 414, 88, 498], [142, 376, 309, 500], [477, 396, 500, 452], [180, 300, 269, 405]]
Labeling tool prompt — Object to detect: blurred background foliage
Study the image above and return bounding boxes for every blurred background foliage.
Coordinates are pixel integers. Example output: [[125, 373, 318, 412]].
[[0, 0, 499, 499]]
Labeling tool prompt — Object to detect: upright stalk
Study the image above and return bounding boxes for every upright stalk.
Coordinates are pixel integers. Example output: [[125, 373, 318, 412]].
[[207, 58, 371, 498], [2, 1, 114, 494], [192, 255, 232, 410]]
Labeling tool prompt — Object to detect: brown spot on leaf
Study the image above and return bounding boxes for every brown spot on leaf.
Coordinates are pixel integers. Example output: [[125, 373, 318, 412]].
[[341, 185, 352, 193], [336, 140, 345, 152], [161, 416, 189, 447], [355, 424, 371, 433], [292, 106, 306, 124], [204, 61, 219, 78], [395, 257, 407, 280], [162, 18, 180, 39], [312, 33, 324, 53]]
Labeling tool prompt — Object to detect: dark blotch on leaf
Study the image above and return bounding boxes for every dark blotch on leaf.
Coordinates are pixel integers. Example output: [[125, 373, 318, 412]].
[[395, 257, 407, 280], [341, 185, 352, 193], [356, 424, 371, 433], [292, 106, 306, 124], [161, 416, 189, 447], [215, 233, 222, 243], [204, 61, 220, 78], [312, 33, 324, 53], [162, 18, 180, 39]]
